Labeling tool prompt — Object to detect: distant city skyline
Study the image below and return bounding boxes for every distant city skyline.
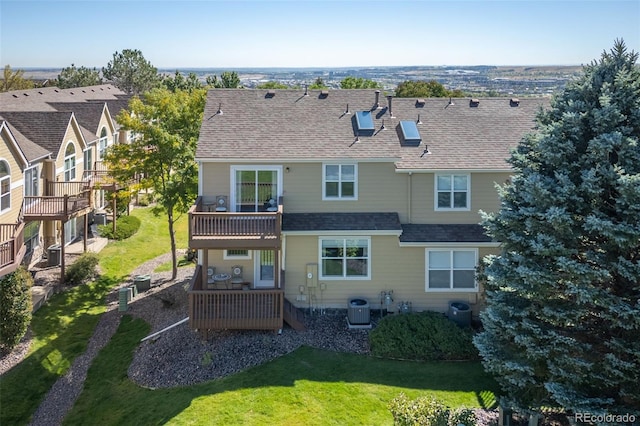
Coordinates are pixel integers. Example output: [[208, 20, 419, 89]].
[[1, 1, 638, 69]]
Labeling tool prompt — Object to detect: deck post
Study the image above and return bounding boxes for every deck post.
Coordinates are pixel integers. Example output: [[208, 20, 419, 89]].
[[112, 195, 117, 234], [202, 249, 209, 289], [83, 214, 88, 252], [60, 220, 66, 285]]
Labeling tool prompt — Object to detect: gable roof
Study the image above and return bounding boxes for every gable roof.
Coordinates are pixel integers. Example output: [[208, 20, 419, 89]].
[[47, 102, 113, 143], [0, 111, 81, 155], [0, 118, 51, 163], [197, 89, 548, 170]]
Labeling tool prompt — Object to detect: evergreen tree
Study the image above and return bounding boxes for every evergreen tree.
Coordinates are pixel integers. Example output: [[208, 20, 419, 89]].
[[102, 49, 160, 94], [56, 64, 102, 88], [474, 40, 640, 415]]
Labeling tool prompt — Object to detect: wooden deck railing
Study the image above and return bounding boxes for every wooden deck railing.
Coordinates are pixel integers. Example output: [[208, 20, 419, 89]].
[[0, 222, 25, 271], [23, 192, 91, 219], [188, 196, 282, 249], [187, 265, 284, 331], [46, 181, 90, 197]]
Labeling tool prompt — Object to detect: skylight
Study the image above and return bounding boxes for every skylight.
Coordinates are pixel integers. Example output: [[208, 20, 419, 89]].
[[355, 111, 375, 132], [399, 120, 422, 145]]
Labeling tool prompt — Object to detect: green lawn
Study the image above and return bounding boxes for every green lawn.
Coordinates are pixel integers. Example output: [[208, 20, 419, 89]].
[[2, 207, 501, 426], [0, 207, 187, 426], [65, 316, 499, 426]]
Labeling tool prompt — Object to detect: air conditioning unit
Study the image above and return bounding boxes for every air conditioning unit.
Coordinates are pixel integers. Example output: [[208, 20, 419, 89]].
[[347, 298, 370, 326]]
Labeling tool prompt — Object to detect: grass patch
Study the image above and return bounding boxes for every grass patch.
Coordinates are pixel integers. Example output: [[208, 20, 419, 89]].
[[0, 207, 187, 425], [153, 257, 194, 273], [65, 317, 499, 426]]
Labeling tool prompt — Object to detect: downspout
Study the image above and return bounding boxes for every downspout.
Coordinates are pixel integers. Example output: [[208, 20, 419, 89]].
[[407, 172, 412, 224]]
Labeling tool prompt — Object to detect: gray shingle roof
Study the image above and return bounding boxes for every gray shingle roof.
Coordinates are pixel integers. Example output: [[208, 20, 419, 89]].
[[283, 212, 402, 232], [47, 102, 108, 143], [197, 89, 548, 170], [0, 111, 75, 155], [0, 118, 50, 163], [400, 224, 492, 243]]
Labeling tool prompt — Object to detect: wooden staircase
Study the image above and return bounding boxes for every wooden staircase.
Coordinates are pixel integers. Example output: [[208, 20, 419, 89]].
[[283, 297, 306, 331]]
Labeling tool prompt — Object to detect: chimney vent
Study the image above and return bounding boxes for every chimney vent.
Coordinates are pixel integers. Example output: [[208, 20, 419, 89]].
[[374, 90, 381, 109], [387, 95, 394, 117], [304, 85, 309, 96]]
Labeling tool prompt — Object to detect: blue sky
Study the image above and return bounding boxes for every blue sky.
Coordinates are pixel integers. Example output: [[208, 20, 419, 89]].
[[1, 0, 638, 68]]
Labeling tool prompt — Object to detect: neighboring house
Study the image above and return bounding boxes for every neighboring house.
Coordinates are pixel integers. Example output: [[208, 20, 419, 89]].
[[189, 89, 548, 333], [0, 84, 129, 280]]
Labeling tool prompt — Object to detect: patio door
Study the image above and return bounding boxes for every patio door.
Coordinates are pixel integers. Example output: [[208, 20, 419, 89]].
[[64, 218, 77, 245], [254, 250, 275, 288], [231, 166, 282, 212]]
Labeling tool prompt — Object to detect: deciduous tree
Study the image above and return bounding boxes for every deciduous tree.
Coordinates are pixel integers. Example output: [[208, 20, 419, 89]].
[[395, 80, 464, 98], [256, 81, 290, 89], [162, 71, 203, 92], [340, 76, 380, 89], [474, 40, 640, 415], [102, 49, 160, 94], [105, 88, 206, 279], [56, 64, 102, 88]]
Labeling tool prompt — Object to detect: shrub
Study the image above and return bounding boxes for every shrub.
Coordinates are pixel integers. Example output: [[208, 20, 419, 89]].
[[388, 393, 477, 426], [105, 190, 131, 217], [137, 193, 154, 207], [65, 252, 100, 286], [369, 311, 478, 361], [0, 267, 33, 351], [98, 215, 141, 240]]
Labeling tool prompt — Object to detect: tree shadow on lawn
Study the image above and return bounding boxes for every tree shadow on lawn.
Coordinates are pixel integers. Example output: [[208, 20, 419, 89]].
[[66, 315, 500, 425], [0, 275, 119, 426]]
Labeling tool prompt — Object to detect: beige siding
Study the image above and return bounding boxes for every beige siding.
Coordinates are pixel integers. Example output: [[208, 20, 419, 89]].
[[0, 133, 25, 223], [204, 249, 256, 286], [409, 172, 509, 224], [200, 161, 409, 220], [55, 124, 86, 181], [283, 234, 497, 317]]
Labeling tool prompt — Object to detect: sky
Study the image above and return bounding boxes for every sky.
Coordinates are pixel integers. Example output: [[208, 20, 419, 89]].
[[1, 0, 639, 69]]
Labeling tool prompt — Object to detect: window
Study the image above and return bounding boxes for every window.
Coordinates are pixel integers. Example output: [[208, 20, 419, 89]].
[[323, 164, 357, 200], [0, 160, 10, 212], [64, 142, 76, 181], [426, 249, 477, 291], [24, 221, 40, 254], [24, 166, 39, 206], [436, 174, 469, 210], [223, 249, 251, 260], [98, 127, 108, 159], [83, 148, 93, 174], [320, 237, 370, 279]]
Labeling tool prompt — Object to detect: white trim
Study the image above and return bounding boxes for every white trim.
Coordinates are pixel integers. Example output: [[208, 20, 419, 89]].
[[284, 230, 401, 237], [223, 249, 252, 260], [229, 165, 282, 212], [425, 248, 479, 292], [318, 236, 371, 280], [10, 179, 24, 190], [399, 241, 500, 248], [0, 158, 11, 213], [322, 163, 358, 201], [198, 160, 203, 196], [434, 173, 471, 211]]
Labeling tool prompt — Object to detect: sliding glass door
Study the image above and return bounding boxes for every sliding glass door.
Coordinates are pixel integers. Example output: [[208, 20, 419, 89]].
[[231, 166, 282, 212]]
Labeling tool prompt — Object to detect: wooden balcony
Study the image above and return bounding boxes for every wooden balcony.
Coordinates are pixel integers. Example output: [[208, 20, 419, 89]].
[[189, 196, 282, 249], [83, 161, 118, 191], [23, 181, 92, 221], [187, 265, 284, 332], [0, 222, 26, 277]]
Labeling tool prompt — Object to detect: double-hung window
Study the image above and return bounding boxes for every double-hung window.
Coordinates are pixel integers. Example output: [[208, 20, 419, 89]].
[[323, 164, 357, 200], [320, 237, 370, 279], [0, 160, 10, 212], [436, 174, 470, 210], [426, 249, 477, 291], [64, 143, 76, 181]]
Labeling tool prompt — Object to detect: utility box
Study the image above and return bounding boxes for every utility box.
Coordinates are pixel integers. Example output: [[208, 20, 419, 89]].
[[47, 244, 61, 267], [95, 213, 107, 226], [118, 287, 131, 312], [306, 263, 318, 288]]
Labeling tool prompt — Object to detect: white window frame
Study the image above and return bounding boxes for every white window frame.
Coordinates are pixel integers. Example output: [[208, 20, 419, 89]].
[[223, 249, 252, 260], [229, 165, 283, 212], [98, 127, 108, 159], [322, 163, 358, 200], [319, 236, 371, 280], [434, 173, 470, 211], [425, 248, 478, 292], [0, 159, 11, 213], [64, 142, 76, 181]]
